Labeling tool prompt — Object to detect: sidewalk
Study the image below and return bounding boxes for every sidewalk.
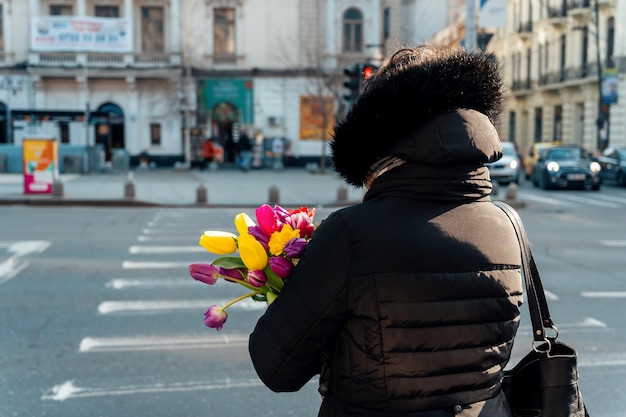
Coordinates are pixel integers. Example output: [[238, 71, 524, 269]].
[[0, 167, 366, 208]]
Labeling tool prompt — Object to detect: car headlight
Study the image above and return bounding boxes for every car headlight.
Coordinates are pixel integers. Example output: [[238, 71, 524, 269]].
[[547, 161, 560, 172], [509, 160, 519, 169], [590, 161, 601, 173]]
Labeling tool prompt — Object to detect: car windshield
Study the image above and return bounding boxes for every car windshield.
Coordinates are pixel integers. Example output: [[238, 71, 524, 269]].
[[546, 148, 581, 160], [618, 149, 626, 159]]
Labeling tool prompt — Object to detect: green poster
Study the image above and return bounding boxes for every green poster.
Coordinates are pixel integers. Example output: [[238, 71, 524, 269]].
[[201, 79, 254, 125]]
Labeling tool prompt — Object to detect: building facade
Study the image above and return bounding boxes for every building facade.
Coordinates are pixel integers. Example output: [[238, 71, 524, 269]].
[[495, 0, 625, 155], [0, 0, 466, 173]]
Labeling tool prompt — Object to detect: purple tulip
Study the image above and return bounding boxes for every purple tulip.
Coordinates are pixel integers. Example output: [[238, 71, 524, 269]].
[[247, 270, 267, 287], [189, 263, 219, 285], [219, 267, 246, 282], [204, 305, 227, 330], [273, 205, 291, 223], [248, 226, 270, 250], [269, 256, 294, 279], [284, 238, 308, 258]]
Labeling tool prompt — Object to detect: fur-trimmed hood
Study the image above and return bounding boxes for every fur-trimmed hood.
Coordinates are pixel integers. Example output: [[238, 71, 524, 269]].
[[331, 48, 504, 187]]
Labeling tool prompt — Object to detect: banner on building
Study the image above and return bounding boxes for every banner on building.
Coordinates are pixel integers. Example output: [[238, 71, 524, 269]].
[[200, 79, 254, 125], [31, 17, 131, 52], [479, 0, 508, 28], [601, 68, 619, 104], [299, 96, 335, 140], [23, 138, 58, 195]]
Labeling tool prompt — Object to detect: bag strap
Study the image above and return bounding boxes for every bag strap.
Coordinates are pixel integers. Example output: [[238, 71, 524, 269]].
[[493, 201, 556, 343]]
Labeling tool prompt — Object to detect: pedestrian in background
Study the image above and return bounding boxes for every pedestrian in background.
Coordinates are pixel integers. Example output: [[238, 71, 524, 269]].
[[236, 130, 253, 171], [249, 45, 524, 417]]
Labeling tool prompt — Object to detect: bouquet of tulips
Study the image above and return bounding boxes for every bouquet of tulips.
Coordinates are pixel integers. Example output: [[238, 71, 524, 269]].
[[189, 204, 317, 330]]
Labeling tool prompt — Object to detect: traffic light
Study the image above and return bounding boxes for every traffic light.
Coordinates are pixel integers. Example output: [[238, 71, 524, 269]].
[[362, 64, 379, 80], [343, 63, 362, 105]]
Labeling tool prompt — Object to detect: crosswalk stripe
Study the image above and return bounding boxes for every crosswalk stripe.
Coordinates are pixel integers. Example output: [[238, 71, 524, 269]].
[[79, 334, 249, 352], [128, 245, 204, 254], [97, 298, 266, 314], [581, 291, 626, 298]]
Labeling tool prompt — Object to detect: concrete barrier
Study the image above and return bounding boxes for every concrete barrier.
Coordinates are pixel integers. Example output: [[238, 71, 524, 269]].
[[268, 185, 280, 206]]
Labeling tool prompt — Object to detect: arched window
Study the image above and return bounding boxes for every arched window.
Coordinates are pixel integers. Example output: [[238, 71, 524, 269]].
[[342, 8, 363, 53]]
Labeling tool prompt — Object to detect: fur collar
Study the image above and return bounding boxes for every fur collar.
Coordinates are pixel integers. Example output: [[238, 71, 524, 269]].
[[331, 48, 503, 187]]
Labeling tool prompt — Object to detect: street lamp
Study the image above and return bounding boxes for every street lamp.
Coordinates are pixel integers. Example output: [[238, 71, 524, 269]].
[[592, 0, 605, 152]]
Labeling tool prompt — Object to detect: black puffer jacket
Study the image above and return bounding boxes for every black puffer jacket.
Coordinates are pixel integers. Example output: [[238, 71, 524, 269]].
[[249, 109, 523, 417]]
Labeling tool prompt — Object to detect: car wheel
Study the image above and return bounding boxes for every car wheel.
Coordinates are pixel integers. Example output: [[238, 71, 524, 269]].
[[618, 171, 626, 187]]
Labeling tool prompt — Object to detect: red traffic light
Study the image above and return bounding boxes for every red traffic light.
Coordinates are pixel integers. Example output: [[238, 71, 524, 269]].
[[362, 66, 374, 79]]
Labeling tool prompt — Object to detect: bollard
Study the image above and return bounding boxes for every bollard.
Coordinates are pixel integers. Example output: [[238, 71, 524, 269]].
[[52, 180, 64, 197], [505, 182, 518, 201], [124, 173, 136, 199], [337, 186, 348, 202], [268, 185, 280, 206], [196, 184, 208, 204]]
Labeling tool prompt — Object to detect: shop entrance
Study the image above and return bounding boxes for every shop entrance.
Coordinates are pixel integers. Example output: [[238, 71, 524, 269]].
[[211, 102, 240, 163], [95, 103, 125, 161]]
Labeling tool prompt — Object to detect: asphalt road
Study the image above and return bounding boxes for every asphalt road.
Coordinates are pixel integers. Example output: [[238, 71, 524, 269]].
[[1, 181, 626, 417]]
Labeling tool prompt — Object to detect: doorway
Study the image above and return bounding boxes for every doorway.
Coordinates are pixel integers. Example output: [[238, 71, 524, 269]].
[[95, 103, 125, 161], [211, 102, 240, 163]]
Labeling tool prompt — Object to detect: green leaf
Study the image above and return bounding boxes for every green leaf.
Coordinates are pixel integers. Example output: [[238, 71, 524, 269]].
[[212, 257, 246, 269], [263, 267, 284, 293], [252, 293, 267, 302]]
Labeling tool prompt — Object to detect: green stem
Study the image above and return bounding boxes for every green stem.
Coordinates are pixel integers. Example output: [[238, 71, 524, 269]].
[[219, 275, 258, 291], [223, 291, 264, 310]]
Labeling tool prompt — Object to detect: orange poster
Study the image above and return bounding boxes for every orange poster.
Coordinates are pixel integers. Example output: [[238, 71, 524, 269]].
[[23, 138, 58, 194], [299, 96, 335, 140]]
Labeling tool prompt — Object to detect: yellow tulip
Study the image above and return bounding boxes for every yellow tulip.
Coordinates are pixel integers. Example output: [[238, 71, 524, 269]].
[[234, 212, 256, 235], [238, 233, 268, 270], [199, 231, 238, 255]]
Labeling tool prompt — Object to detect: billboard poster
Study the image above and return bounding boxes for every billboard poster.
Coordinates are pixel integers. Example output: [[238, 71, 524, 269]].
[[299, 96, 335, 140], [601, 68, 618, 104], [31, 16, 131, 52], [23, 139, 59, 194]]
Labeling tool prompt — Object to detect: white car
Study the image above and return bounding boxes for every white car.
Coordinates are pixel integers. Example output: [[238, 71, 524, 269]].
[[486, 141, 521, 185]]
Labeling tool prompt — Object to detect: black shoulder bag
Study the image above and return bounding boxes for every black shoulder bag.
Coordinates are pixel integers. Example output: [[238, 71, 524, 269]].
[[493, 201, 590, 417]]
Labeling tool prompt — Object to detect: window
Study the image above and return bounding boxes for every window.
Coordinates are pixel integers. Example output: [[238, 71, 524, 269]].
[[383, 8, 390, 40], [525, 47, 531, 88], [59, 122, 70, 144], [581, 26, 588, 76], [150, 123, 161, 146], [95, 6, 120, 17], [50, 5, 73, 15], [509, 111, 516, 143], [553, 105, 562, 142], [343, 8, 363, 53], [214, 8, 236, 55], [606, 17, 615, 67], [141, 7, 164, 53], [559, 34, 566, 81], [534, 107, 543, 143], [0, 6, 4, 52]]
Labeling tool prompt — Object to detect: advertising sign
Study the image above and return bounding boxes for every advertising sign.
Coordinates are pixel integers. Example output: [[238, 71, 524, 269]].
[[601, 68, 619, 104], [200, 79, 254, 125], [299, 96, 335, 140], [23, 139, 58, 194], [31, 16, 131, 52]]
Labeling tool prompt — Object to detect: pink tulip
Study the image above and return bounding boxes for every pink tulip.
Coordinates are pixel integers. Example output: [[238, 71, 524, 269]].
[[189, 263, 219, 285], [204, 305, 227, 330], [247, 270, 267, 287], [269, 256, 294, 279], [289, 212, 315, 238], [255, 204, 282, 236]]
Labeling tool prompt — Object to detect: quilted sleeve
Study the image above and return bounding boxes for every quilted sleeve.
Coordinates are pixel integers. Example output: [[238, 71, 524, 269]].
[[248, 211, 350, 392]]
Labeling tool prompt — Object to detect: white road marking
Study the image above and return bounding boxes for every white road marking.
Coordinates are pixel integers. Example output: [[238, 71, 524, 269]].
[[0, 240, 51, 284], [97, 297, 266, 314], [122, 261, 197, 269], [142, 228, 197, 235], [518, 193, 575, 206], [600, 240, 626, 247], [79, 334, 249, 352], [128, 245, 204, 254], [137, 235, 194, 242], [106, 278, 196, 289], [556, 194, 621, 208], [42, 378, 285, 401], [543, 290, 559, 301], [581, 291, 626, 298]]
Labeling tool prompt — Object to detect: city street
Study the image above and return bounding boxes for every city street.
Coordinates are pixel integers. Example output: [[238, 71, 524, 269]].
[[1, 180, 626, 417]]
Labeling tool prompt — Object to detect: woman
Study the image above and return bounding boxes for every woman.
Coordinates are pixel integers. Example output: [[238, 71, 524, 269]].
[[249, 46, 523, 417]]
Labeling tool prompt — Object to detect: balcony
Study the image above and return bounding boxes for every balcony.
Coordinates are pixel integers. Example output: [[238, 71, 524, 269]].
[[547, 6, 568, 28], [568, 0, 591, 19], [517, 21, 534, 41], [0, 52, 16, 67], [28, 52, 181, 68], [597, 0, 616, 8]]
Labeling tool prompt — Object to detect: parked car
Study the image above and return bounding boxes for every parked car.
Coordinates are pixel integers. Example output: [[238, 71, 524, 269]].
[[486, 141, 520, 185], [532, 146, 601, 190], [523, 142, 554, 180], [596, 147, 626, 186]]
